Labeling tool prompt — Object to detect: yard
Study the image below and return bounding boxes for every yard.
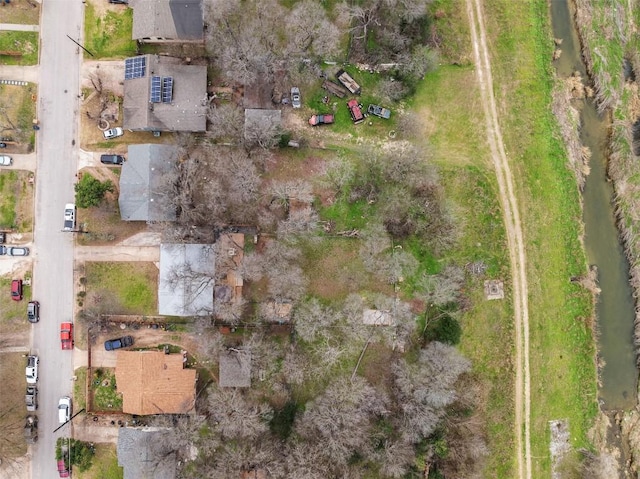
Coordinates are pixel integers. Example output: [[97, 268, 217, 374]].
[[83, 0, 136, 59], [73, 443, 122, 479], [0, 275, 32, 335], [0, 83, 38, 152], [0, 0, 40, 25], [82, 262, 158, 315], [0, 170, 35, 231], [0, 353, 29, 460], [90, 368, 122, 412], [0, 31, 38, 65]]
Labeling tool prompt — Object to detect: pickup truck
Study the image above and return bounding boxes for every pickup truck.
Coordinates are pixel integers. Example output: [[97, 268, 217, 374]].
[[24, 415, 38, 444], [347, 99, 365, 124], [25, 386, 37, 411], [308, 114, 335, 126], [63, 204, 76, 231], [336, 69, 361, 95], [367, 104, 391, 119], [60, 323, 73, 350]]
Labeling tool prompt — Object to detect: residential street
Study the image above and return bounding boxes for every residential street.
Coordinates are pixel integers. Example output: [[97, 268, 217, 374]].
[[28, 1, 85, 478]]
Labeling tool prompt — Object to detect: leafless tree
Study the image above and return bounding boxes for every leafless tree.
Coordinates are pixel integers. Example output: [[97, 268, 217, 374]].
[[277, 207, 319, 237], [286, 0, 341, 58], [266, 179, 314, 211], [337, 2, 381, 41], [206, 103, 244, 143], [293, 297, 339, 342], [417, 264, 465, 307], [207, 387, 273, 441], [243, 112, 283, 151]]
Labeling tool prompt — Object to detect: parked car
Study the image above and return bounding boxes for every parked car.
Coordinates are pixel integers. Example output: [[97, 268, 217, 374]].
[[57, 459, 70, 478], [58, 396, 71, 424], [24, 415, 38, 444], [60, 322, 73, 350], [0, 231, 6, 243], [100, 154, 125, 165], [25, 386, 38, 411], [0, 155, 12, 166], [308, 114, 335, 126], [8, 246, 29, 256], [347, 99, 365, 124], [103, 127, 123, 140], [63, 204, 76, 231], [27, 301, 40, 323], [104, 335, 134, 351], [291, 87, 301, 108], [11, 279, 22, 301], [25, 355, 38, 384], [367, 104, 391, 119]]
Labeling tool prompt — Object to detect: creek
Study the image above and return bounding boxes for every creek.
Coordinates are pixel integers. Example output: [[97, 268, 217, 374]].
[[551, 0, 637, 410]]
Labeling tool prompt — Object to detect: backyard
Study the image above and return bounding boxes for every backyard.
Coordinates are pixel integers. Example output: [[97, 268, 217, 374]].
[[0, 83, 38, 152]]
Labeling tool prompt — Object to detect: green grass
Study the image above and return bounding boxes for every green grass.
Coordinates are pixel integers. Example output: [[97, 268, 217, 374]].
[[84, 1, 136, 59], [0, 353, 28, 459], [0, 31, 38, 65], [74, 367, 87, 411], [91, 368, 123, 411], [74, 443, 122, 479], [84, 262, 157, 314]]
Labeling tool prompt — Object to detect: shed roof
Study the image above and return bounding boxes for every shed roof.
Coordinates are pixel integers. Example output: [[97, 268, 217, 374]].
[[130, 0, 204, 42], [117, 427, 177, 479], [219, 349, 251, 388], [158, 243, 215, 316], [123, 54, 207, 132], [119, 144, 178, 221], [115, 351, 196, 415]]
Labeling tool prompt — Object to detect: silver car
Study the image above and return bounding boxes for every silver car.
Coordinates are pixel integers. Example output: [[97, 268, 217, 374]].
[[103, 127, 123, 140], [291, 87, 301, 108]]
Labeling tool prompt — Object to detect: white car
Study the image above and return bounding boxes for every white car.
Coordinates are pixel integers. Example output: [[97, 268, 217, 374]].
[[291, 87, 301, 108], [63, 203, 76, 231], [103, 127, 123, 140], [58, 396, 72, 424], [0, 155, 12, 166], [26, 355, 38, 384]]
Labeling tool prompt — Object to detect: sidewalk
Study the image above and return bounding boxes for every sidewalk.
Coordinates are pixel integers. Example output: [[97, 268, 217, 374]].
[[0, 23, 39, 32], [75, 245, 160, 262], [0, 64, 39, 83]]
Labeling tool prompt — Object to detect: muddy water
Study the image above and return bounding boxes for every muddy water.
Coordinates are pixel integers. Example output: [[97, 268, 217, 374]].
[[551, 0, 637, 410]]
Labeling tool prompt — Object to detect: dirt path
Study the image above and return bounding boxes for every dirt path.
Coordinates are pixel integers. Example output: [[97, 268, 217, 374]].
[[465, 1, 531, 478]]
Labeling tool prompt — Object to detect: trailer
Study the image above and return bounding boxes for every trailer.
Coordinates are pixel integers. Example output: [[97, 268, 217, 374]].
[[336, 69, 361, 95], [322, 80, 348, 98]]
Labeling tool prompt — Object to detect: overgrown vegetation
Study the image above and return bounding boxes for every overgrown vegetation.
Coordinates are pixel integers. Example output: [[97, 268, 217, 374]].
[[56, 438, 96, 473], [75, 173, 114, 209], [83, 1, 136, 59], [0, 353, 28, 464], [91, 368, 122, 411], [0, 83, 38, 149]]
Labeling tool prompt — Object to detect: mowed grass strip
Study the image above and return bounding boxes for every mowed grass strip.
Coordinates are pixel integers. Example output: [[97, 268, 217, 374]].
[[482, 0, 596, 476], [0, 31, 38, 65], [84, 1, 136, 59], [84, 262, 157, 315]]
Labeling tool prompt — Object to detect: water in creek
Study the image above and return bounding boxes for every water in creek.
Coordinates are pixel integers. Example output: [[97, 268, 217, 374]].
[[551, 0, 637, 410]]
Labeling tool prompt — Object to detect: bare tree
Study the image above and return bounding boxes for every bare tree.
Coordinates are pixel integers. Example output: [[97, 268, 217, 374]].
[[337, 2, 381, 41], [207, 387, 273, 441], [417, 264, 465, 307], [293, 297, 339, 342], [286, 0, 341, 58], [206, 103, 245, 143]]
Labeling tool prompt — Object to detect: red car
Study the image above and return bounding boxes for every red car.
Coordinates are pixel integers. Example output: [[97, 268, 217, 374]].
[[308, 114, 335, 126], [60, 323, 73, 350], [347, 99, 364, 124], [57, 459, 70, 478], [11, 279, 22, 301]]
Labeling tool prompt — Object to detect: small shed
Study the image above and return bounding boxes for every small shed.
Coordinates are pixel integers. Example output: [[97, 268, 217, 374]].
[[219, 349, 251, 388]]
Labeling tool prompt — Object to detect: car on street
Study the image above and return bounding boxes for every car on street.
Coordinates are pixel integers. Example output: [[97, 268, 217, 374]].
[[308, 114, 335, 126], [367, 104, 391, 119], [24, 415, 38, 444], [100, 154, 125, 165], [104, 335, 134, 351], [291, 87, 301, 108], [11, 279, 22, 301], [27, 301, 40, 323], [0, 155, 12, 166], [25, 386, 38, 411], [60, 322, 73, 350], [63, 203, 76, 231], [58, 396, 71, 424], [103, 127, 123, 140], [7, 246, 29, 256], [26, 355, 38, 384]]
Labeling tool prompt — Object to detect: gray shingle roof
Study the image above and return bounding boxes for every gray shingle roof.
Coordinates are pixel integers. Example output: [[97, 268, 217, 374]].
[[117, 427, 177, 479], [123, 54, 207, 132], [159, 243, 215, 317], [119, 144, 178, 221], [219, 349, 251, 388], [130, 0, 203, 41]]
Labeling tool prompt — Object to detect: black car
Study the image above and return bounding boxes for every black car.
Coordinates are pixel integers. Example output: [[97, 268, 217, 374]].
[[27, 301, 40, 323], [104, 335, 134, 351], [100, 154, 125, 165]]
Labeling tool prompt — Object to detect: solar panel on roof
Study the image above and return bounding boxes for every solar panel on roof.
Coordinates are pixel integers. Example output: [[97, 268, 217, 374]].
[[124, 56, 146, 80], [162, 77, 173, 103], [150, 76, 162, 103]]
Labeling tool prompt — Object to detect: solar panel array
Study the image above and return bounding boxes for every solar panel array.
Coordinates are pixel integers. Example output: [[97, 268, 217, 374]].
[[150, 76, 162, 103], [162, 77, 173, 103], [124, 56, 146, 80]]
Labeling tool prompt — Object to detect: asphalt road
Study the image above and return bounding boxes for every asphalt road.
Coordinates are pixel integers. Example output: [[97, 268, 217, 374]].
[[31, 1, 84, 478]]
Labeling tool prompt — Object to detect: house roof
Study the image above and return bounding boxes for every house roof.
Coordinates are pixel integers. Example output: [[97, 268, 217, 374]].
[[115, 351, 196, 415], [215, 233, 245, 304], [362, 309, 395, 326], [123, 54, 207, 132], [219, 349, 251, 388], [117, 427, 177, 479], [118, 144, 178, 221], [158, 243, 215, 317], [130, 0, 204, 42]]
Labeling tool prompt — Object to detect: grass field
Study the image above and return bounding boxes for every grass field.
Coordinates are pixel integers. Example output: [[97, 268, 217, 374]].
[[0, 353, 28, 460], [84, 262, 157, 315], [0, 0, 40, 25], [0, 31, 38, 65], [0, 83, 38, 150], [421, 0, 597, 477], [73, 443, 123, 479], [84, 1, 136, 59]]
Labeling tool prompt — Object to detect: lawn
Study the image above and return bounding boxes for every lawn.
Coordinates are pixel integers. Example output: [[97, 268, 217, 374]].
[[74, 367, 87, 411], [83, 262, 158, 315], [0, 82, 38, 151], [0, 31, 38, 65], [91, 368, 123, 411], [0, 276, 32, 335], [74, 443, 122, 479], [84, 0, 136, 59], [0, 353, 28, 460], [0, 0, 41, 25], [0, 169, 36, 231]]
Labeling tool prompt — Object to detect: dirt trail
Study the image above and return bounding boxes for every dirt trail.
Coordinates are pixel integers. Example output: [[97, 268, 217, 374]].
[[465, 1, 531, 478]]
